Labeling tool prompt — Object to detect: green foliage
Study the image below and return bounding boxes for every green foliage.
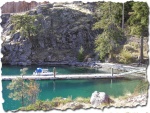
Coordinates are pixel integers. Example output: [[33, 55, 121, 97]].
[[134, 80, 149, 94], [7, 68, 40, 106], [93, 1, 148, 63], [19, 97, 91, 111], [118, 49, 134, 64], [93, 2, 126, 61], [129, 42, 139, 49], [20, 68, 28, 77], [128, 2, 149, 37], [75, 97, 90, 103], [7, 78, 28, 101], [11, 14, 39, 39], [124, 1, 134, 23], [19, 97, 73, 111], [20, 100, 51, 111], [51, 96, 72, 107], [95, 25, 125, 60], [26, 80, 40, 104], [127, 2, 148, 63], [93, 2, 122, 30], [77, 46, 85, 62], [95, 33, 110, 60]]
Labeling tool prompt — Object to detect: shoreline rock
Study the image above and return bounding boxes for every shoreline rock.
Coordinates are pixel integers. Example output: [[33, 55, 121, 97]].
[[90, 91, 111, 108], [19, 92, 147, 111], [60, 93, 148, 110]]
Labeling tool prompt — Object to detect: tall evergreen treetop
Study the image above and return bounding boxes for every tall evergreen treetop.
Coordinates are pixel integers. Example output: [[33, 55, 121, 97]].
[[93, 2, 122, 30], [128, 2, 149, 37], [128, 2, 148, 63], [93, 2, 125, 61]]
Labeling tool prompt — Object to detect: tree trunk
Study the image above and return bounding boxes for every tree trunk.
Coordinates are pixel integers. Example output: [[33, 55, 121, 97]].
[[122, 3, 124, 29], [108, 52, 113, 62], [21, 93, 24, 106], [21, 76, 24, 106], [140, 36, 144, 63], [109, 2, 111, 21]]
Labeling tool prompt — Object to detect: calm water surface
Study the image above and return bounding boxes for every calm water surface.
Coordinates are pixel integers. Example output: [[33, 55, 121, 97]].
[[2, 65, 107, 75], [2, 65, 142, 111]]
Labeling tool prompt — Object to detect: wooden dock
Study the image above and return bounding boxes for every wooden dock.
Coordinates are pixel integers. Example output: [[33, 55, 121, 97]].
[[2, 74, 123, 80], [2, 68, 146, 80]]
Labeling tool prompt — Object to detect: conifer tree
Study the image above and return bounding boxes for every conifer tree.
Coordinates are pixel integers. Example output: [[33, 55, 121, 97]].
[[7, 68, 40, 106], [93, 2, 125, 61], [128, 2, 149, 63]]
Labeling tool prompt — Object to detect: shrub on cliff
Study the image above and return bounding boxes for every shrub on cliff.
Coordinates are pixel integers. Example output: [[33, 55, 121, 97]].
[[10, 14, 41, 47], [77, 46, 85, 62], [11, 14, 37, 37]]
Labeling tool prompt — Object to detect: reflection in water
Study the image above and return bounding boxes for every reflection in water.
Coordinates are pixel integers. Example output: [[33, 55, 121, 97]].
[[53, 80, 55, 92], [110, 79, 113, 88]]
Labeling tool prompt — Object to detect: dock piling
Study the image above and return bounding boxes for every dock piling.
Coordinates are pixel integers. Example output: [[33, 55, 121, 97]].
[[53, 67, 56, 78], [111, 68, 113, 76]]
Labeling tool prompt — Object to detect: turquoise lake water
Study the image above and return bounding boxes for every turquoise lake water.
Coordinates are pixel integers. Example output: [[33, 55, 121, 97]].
[[2, 65, 108, 75], [1, 65, 143, 111]]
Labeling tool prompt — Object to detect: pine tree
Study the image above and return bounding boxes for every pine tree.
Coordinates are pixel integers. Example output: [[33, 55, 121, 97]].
[[128, 2, 149, 63], [10, 14, 40, 48], [93, 2, 125, 61], [7, 78, 28, 106], [26, 80, 40, 104], [77, 46, 84, 62], [7, 68, 40, 106]]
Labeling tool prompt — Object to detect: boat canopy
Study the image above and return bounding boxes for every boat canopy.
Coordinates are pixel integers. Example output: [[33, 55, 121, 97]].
[[36, 68, 42, 73]]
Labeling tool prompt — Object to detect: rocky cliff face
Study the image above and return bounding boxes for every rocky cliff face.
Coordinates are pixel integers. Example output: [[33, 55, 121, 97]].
[[1, 1, 49, 13], [1, 2, 99, 65]]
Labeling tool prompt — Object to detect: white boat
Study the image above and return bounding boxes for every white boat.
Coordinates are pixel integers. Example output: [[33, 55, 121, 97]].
[[33, 68, 54, 76]]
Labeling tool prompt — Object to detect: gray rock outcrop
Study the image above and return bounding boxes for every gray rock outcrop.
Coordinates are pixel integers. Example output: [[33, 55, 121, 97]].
[[1, 2, 99, 65], [1, 1, 49, 13], [90, 91, 110, 107]]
